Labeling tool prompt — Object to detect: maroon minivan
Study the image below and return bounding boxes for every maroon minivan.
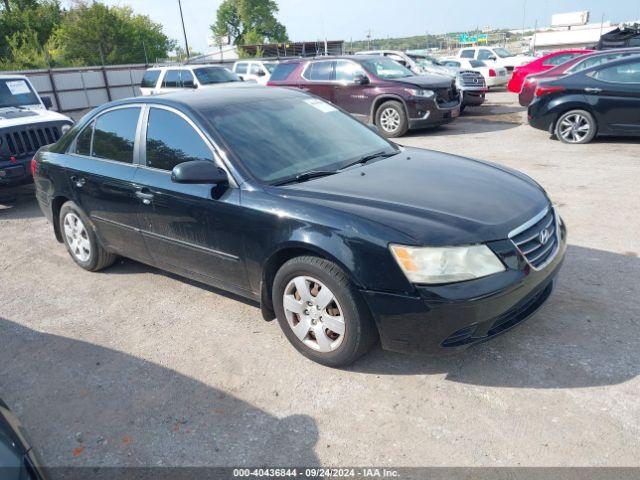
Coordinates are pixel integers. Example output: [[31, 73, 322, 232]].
[[267, 56, 461, 137]]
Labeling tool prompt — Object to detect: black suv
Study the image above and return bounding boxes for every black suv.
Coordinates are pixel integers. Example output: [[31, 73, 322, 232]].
[[268, 55, 461, 137]]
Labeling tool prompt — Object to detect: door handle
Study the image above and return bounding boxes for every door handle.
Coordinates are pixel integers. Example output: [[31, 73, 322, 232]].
[[135, 189, 154, 205], [70, 175, 86, 188], [584, 88, 602, 94]]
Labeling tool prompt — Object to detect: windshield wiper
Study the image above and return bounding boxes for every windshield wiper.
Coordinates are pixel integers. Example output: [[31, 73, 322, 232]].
[[340, 150, 399, 170], [273, 170, 338, 186]]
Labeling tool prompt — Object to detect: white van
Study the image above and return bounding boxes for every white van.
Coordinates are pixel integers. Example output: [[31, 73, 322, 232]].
[[140, 65, 241, 96], [232, 61, 279, 85]]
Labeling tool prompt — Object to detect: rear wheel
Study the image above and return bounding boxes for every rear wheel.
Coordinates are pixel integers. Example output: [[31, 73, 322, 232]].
[[59, 201, 116, 271], [272, 256, 377, 367], [375, 100, 408, 138], [554, 110, 597, 144]]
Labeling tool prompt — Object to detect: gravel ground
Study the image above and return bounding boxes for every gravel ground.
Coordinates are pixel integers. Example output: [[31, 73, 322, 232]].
[[0, 90, 639, 471]]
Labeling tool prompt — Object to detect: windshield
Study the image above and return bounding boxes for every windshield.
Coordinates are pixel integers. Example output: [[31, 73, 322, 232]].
[[205, 96, 396, 184], [494, 48, 515, 58], [360, 57, 413, 79], [193, 67, 240, 85], [263, 62, 278, 73], [0, 78, 41, 108], [414, 56, 444, 68]]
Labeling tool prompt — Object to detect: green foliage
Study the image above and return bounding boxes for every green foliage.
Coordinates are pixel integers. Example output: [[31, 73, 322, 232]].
[[212, 0, 288, 46], [0, 29, 49, 70]]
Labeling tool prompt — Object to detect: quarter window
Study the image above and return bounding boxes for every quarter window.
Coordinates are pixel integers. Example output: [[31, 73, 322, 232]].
[[162, 70, 181, 88], [75, 122, 93, 156], [92, 108, 140, 164], [305, 61, 335, 81], [145, 108, 214, 171]]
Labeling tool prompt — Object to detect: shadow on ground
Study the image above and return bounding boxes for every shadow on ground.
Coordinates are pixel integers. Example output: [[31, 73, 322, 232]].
[[0, 318, 319, 470], [0, 183, 42, 220]]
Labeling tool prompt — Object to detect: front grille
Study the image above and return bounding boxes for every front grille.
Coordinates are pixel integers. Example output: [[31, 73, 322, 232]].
[[510, 208, 559, 269], [435, 81, 460, 106], [459, 70, 486, 88], [3, 125, 62, 157]]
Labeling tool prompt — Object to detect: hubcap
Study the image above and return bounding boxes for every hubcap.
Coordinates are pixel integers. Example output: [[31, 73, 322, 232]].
[[379, 108, 401, 132], [559, 114, 591, 143], [63, 212, 91, 262], [283, 276, 345, 353]]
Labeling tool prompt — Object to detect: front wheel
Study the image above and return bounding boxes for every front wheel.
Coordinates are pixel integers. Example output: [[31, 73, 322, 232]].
[[554, 110, 597, 144], [375, 100, 409, 138], [272, 256, 378, 367]]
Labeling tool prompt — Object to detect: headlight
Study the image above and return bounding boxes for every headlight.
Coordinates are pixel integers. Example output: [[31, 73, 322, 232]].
[[389, 244, 505, 284], [404, 88, 434, 98], [61, 124, 72, 134]]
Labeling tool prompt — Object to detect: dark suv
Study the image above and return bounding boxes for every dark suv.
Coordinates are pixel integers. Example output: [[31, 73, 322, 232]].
[[267, 56, 461, 137]]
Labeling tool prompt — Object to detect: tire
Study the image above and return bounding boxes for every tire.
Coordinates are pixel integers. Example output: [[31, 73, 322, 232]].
[[460, 104, 466, 113], [374, 100, 409, 138], [272, 256, 378, 367], [59, 201, 116, 272], [554, 109, 597, 144]]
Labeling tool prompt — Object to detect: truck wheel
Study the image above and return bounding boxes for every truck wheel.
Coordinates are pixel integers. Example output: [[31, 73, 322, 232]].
[[59, 201, 117, 271], [375, 101, 409, 138]]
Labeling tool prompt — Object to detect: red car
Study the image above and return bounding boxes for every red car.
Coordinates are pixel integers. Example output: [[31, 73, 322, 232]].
[[508, 49, 593, 93], [518, 48, 640, 106]]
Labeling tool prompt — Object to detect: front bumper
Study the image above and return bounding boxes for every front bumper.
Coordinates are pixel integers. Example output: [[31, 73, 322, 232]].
[[407, 98, 461, 130], [0, 155, 31, 186], [361, 222, 567, 355], [462, 90, 486, 106]]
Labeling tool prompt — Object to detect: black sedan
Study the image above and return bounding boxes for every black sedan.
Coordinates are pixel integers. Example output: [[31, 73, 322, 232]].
[[33, 86, 566, 367], [528, 55, 640, 144]]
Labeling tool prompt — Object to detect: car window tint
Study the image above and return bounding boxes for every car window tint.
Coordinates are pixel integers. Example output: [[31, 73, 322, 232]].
[[235, 63, 248, 74], [595, 61, 640, 83], [543, 53, 578, 66], [145, 108, 213, 171], [443, 61, 461, 67], [306, 61, 334, 81], [162, 70, 181, 88], [460, 50, 475, 59], [92, 108, 140, 164], [181, 70, 195, 87], [572, 54, 624, 72], [75, 122, 93, 156], [478, 50, 493, 60], [270, 63, 298, 81], [141, 70, 160, 88], [335, 60, 366, 82]]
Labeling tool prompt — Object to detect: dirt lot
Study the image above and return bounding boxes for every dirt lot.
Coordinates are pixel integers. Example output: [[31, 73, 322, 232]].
[[1, 90, 639, 470]]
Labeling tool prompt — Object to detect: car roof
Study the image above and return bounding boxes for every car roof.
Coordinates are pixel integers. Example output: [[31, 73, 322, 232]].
[[147, 64, 228, 71]]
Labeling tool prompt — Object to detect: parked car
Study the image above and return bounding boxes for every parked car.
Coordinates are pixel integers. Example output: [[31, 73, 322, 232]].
[[528, 55, 640, 144], [440, 58, 508, 88], [33, 86, 566, 367], [518, 48, 640, 106], [139, 65, 241, 95], [356, 50, 487, 110], [1, 75, 73, 186], [0, 398, 47, 479], [267, 56, 461, 137], [232, 60, 278, 85], [456, 46, 535, 72], [508, 49, 594, 93]]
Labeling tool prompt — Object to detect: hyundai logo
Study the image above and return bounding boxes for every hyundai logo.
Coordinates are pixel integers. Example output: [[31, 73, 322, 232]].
[[539, 228, 552, 245]]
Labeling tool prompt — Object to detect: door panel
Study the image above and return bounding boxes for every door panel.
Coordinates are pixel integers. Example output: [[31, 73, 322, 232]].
[[333, 60, 372, 119], [591, 63, 640, 133]]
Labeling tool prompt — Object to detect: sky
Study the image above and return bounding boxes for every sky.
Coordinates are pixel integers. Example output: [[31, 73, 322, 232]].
[[65, 0, 640, 52]]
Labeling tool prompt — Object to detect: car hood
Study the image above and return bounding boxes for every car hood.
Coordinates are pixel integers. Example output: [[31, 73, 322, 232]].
[[277, 147, 550, 245], [387, 74, 453, 89], [0, 106, 72, 129]]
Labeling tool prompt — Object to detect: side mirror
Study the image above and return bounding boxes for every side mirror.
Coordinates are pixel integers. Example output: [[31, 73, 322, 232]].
[[488, 55, 497, 61], [41, 96, 53, 109], [256, 70, 266, 77], [353, 73, 370, 85], [171, 160, 228, 185]]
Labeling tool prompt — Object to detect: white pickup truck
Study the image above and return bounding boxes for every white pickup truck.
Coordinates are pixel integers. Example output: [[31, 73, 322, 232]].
[[1, 75, 73, 186], [456, 47, 534, 72]]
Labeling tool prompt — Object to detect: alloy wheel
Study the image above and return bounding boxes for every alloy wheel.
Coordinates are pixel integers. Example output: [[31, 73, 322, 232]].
[[282, 276, 346, 353], [379, 107, 401, 133], [558, 113, 591, 143], [63, 212, 91, 262]]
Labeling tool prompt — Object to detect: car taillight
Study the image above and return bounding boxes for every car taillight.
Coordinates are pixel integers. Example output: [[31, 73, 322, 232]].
[[489, 69, 496, 77], [30, 157, 37, 177], [535, 85, 566, 97]]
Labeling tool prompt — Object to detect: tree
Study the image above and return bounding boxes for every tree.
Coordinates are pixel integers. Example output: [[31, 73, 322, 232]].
[[50, 1, 176, 66], [211, 0, 288, 46]]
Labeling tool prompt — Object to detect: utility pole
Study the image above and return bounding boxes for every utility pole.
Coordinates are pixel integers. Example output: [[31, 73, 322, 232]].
[[177, 0, 190, 60], [522, 0, 527, 37]]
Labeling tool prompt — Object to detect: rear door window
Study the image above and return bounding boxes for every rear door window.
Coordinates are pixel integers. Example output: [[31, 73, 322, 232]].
[[180, 70, 195, 88], [162, 70, 181, 88], [92, 108, 141, 164], [595, 61, 640, 83], [145, 108, 213, 171], [305, 61, 335, 81], [141, 70, 161, 88]]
